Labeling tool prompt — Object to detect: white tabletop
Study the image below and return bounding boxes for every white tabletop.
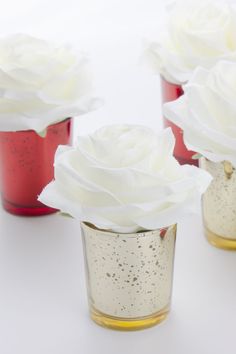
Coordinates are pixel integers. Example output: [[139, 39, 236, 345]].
[[1, 1, 236, 353], [1, 208, 236, 354]]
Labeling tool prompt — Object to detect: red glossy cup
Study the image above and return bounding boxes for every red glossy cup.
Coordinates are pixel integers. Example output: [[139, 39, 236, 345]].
[[0, 118, 72, 216], [161, 77, 198, 166]]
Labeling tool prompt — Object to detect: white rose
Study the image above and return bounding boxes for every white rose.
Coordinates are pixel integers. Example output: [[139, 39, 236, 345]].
[[146, 0, 236, 84], [164, 60, 236, 167], [0, 34, 98, 133], [39, 125, 211, 233]]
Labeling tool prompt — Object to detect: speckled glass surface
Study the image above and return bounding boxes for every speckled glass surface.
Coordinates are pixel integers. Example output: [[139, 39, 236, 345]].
[[81, 222, 176, 325], [0, 118, 71, 216], [201, 158, 236, 242]]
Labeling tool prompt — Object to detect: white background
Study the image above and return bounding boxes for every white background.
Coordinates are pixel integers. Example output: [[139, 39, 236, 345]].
[[1, 1, 236, 354]]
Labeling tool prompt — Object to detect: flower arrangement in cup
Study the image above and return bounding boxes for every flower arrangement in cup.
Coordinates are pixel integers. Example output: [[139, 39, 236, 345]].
[[0, 34, 98, 216], [145, 0, 236, 165], [39, 125, 211, 330], [164, 60, 236, 250]]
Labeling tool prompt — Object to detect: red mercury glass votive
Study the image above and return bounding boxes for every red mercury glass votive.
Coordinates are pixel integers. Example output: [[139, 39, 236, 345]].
[[161, 77, 198, 166], [0, 118, 72, 216]]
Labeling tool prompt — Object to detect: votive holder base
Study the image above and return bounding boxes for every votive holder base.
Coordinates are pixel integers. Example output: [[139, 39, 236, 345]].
[[90, 304, 169, 331], [2, 198, 57, 217], [205, 226, 236, 251]]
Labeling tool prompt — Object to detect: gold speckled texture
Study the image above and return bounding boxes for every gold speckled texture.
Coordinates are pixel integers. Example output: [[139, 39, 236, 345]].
[[81, 223, 176, 319], [201, 158, 236, 240]]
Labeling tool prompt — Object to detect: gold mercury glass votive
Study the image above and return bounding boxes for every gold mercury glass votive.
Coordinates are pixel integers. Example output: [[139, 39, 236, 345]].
[[201, 158, 236, 250], [81, 222, 177, 331]]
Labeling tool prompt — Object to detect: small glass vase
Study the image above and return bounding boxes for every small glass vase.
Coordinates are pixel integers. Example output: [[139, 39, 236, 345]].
[[0, 118, 72, 216], [81, 222, 177, 331], [201, 158, 236, 250], [161, 77, 198, 166]]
